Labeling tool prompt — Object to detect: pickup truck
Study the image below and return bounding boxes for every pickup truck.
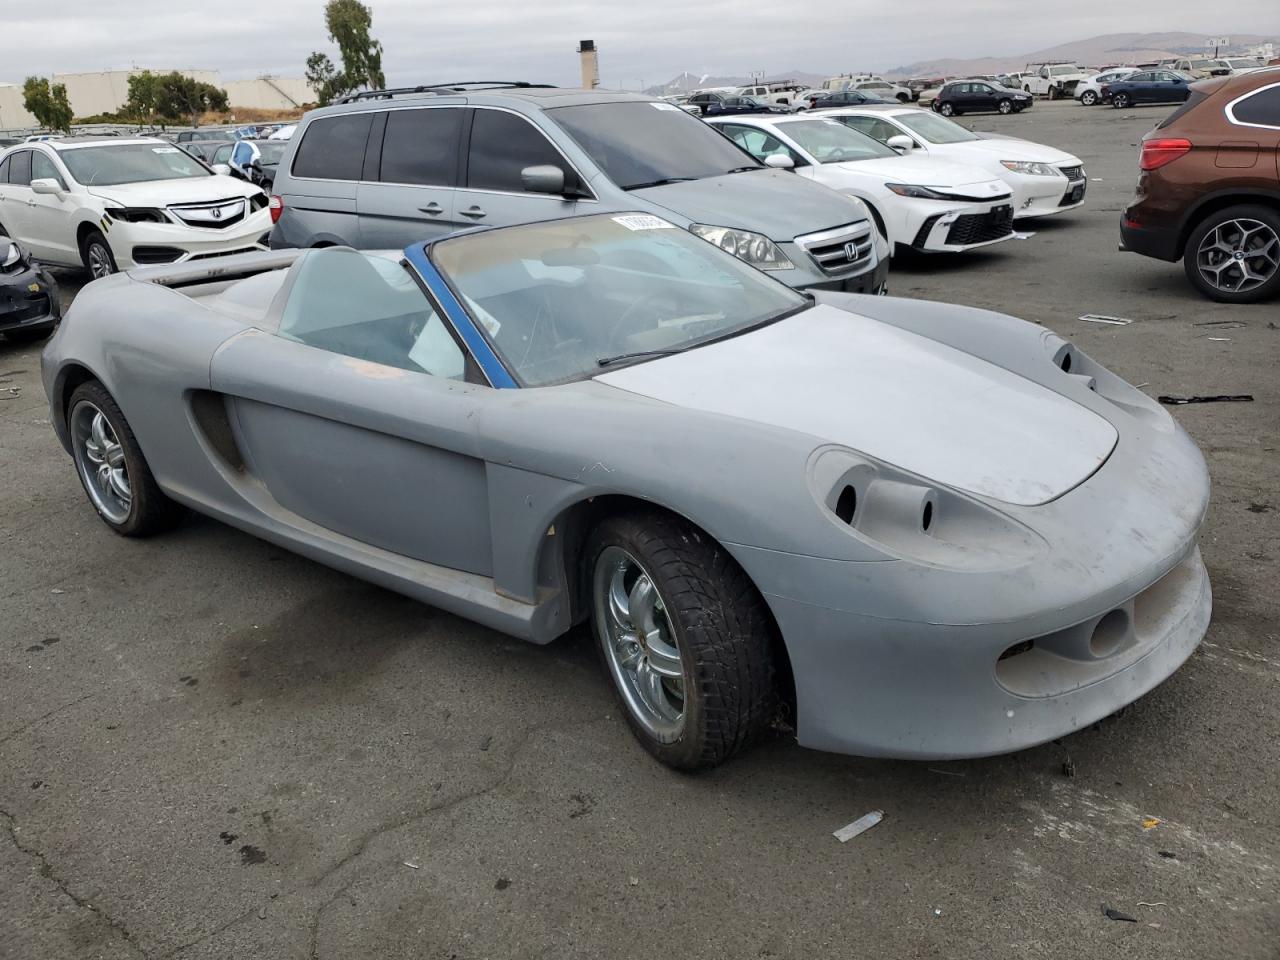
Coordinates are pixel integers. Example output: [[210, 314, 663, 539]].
[[1021, 63, 1092, 99]]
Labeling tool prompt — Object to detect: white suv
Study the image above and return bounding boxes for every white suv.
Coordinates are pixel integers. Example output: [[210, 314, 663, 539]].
[[0, 137, 272, 279]]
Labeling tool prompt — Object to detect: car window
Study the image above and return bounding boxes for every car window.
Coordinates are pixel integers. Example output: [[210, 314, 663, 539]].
[[1129, 73, 1151, 82], [8, 151, 32, 186], [837, 115, 903, 144], [0, 156, 9, 183], [31, 151, 66, 189], [975, 84, 993, 94], [773, 118, 896, 163], [1232, 86, 1280, 128], [291, 113, 374, 181], [213, 144, 234, 163], [718, 124, 806, 166], [278, 248, 465, 379], [467, 109, 568, 193], [378, 108, 463, 186]]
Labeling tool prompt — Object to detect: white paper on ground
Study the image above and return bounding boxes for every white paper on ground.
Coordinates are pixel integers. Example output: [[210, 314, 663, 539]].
[[833, 810, 884, 843]]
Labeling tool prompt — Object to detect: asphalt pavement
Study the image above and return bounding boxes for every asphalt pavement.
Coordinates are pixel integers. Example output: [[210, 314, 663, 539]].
[[2, 99, 1278, 960]]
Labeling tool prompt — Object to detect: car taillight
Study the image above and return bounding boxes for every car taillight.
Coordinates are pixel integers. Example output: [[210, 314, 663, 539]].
[[269, 195, 283, 224], [1139, 138, 1192, 171]]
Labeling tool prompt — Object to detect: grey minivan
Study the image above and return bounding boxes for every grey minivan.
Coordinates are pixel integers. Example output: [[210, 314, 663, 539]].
[[269, 83, 889, 293]]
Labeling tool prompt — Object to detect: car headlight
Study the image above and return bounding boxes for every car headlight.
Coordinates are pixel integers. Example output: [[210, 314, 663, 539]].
[[1000, 161, 1062, 177], [1, 241, 26, 270], [885, 183, 951, 200], [105, 207, 171, 224], [689, 224, 794, 270]]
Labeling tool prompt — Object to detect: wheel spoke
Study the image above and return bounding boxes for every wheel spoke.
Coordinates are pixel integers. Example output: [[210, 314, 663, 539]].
[[628, 575, 657, 635], [107, 468, 132, 503], [645, 638, 683, 679], [636, 662, 678, 721], [90, 413, 110, 455]]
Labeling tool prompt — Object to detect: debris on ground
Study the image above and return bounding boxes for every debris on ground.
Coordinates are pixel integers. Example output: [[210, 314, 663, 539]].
[[1137, 901, 1167, 907], [1193, 320, 1246, 328], [1207, 337, 1232, 342], [1142, 817, 1161, 830], [403, 861, 421, 869], [257, 905, 267, 919], [1158, 394, 1254, 405], [479, 735, 493, 751], [927, 767, 966, 777], [1013, 232, 1037, 240], [833, 810, 884, 843], [1078, 314, 1134, 325], [1158, 851, 1178, 859], [1103, 905, 1138, 922]]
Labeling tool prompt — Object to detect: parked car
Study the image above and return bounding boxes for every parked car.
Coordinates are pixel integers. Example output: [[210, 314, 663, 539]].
[[819, 106, 1087, 219], [1221, 57, 1266, 75], [905, 78, 945, 100], [1103, 71, 1193, 109], [807, 88, 893, 109], [686, 91, 789, 116], [1121, 67, 1280, 302], [1022, 62, 1091, 99], [269, 83, 889, 294], [0, 233, 60, 342], [1075, 67, 1139, 105], [736, 80, 807, 108], [846, 79, 912, 103], [932, 80, 1033, 116], [180, 139, 237, 163], [228, 138, 288, 188], [0, 137, 272, 278], [42, 212, 1211, 769], [268, 123, 297, 140], [173, 129, 234, 144], [708, 114, 1016, 254], [1169, 58, 1233, 79]]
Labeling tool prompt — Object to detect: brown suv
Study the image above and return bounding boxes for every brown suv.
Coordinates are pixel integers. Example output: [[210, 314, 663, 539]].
[[1120, 68, 1280, 303]]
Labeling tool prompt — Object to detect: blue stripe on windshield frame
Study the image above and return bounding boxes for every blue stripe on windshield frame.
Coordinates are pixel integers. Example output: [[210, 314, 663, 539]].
[[403, 243, 518, 389]]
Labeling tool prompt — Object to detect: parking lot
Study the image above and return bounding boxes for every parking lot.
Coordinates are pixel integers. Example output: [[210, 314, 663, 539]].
[[2, 99, 1278, 959]]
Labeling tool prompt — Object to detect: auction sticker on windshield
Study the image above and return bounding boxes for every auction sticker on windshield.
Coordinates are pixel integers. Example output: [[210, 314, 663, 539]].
[[612, 215, 675, 231]]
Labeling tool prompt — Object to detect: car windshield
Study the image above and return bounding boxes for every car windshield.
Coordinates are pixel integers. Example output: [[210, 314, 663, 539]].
[[548, 102, 760, 189], [59, 143, 210, 185], [430, 214, 808, 386], [255, 141, 288, 164], [894, 111, 980, 143], [777, 118, 896, 162]]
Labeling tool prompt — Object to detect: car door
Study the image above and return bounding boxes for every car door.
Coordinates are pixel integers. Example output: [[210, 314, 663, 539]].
[[0, 151, 38, 252], [971, 83, 997, 112], [357, 105, 463, 248], [210, 247, 497, 576], [23, 150, 78, 264], [452, 107, 589, 231]]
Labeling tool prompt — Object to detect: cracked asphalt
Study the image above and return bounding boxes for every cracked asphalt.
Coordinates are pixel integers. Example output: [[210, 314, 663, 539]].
[[2, 101, 1278, 959]]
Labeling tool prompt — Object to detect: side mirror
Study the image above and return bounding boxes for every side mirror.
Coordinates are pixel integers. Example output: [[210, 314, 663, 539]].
[[211, 163, 232, 176], [521, 164, 566, 196], [886, 135, 915, 153], [30, 178, 63, 197], [764, 154, 795, 170]]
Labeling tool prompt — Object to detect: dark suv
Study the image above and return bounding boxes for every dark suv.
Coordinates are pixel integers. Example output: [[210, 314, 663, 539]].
[[1121, 69, 1280, 302]]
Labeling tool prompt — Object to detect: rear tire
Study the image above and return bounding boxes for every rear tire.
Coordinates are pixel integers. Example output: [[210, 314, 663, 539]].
[[939, 102, 955, 116], [1183, 205, 1280, 304], [586, 511, 778, 771], [1113, 92, 1131, 109], [80, 230, 117, 280], [67, 381, 182, 536], [1080, 90, 1098, 106]]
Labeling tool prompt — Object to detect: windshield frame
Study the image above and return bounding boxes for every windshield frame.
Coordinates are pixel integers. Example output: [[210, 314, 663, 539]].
[[423, 213, 812, 387], [58, 141, 213, 186]]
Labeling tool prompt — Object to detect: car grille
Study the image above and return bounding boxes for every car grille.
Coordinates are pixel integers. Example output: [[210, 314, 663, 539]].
[[1058, 164, 1084, 181], [945, 205, 1014, 246], [794, 223, 875, 276], [167, 198, 248, 230]]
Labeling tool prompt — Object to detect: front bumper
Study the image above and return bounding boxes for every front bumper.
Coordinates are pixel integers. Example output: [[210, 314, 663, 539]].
[[0, 263, 60, 334], [777, 228, 890, 293], [1010, 172, 1087, 219], [907, 199, 1015, 252], [106, 208, 274, 270]]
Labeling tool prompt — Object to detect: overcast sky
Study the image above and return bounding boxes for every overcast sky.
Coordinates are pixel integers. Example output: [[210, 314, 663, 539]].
[[3, 2, 1277, 89]]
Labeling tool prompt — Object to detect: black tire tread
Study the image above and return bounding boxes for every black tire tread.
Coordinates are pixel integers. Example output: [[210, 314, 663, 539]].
[[588, 511, 777, 771], [68, 381, 182, 537]]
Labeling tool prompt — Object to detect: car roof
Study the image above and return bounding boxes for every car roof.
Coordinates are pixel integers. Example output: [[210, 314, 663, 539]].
[[43, 137, 170, 150], [310, 85, 654, 116]]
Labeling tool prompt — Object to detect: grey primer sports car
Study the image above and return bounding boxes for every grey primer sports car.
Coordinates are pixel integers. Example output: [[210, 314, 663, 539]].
[[42, 212, 1212, 770]]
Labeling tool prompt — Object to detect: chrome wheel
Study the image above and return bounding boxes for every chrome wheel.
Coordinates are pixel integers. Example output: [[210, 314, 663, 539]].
[[71, 402, 132, 524], [939, 103, 954, 116], [1081, 91, 1097, 106], [87, 241, 115, 279], [1195, 219, 1280, 294], [594, 545, 685, 742], [998, 100, 1013, 114]]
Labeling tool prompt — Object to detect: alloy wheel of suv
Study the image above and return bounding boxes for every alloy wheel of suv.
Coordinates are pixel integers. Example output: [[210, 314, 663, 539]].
[[1185, 206, 1280, 303]]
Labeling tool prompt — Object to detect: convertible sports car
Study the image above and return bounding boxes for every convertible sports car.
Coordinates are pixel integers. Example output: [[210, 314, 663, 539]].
[[42, 213, 1212, 770]]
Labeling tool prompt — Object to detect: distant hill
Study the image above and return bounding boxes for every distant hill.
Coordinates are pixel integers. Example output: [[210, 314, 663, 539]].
[[884, 32, 1277, 78]]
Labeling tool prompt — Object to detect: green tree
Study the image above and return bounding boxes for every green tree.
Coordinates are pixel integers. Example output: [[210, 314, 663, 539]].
[[305, 0, 386, 105], [22, 77, 74, 132], [124, 71, 229, 127]]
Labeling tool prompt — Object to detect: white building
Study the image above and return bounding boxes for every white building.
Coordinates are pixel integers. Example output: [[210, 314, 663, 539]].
[[0, 83, 37, 128]]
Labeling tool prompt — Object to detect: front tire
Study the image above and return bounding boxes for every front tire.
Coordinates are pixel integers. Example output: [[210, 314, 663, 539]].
[[80, 230, 118, 280], [998, 98, 1013, 114], [1183, 205, 1280, 304], [1113, 92, 1131, 109], [586, 511, 778, 771], [67, 381, 182, 536], [1080, 90, 1098, 106]]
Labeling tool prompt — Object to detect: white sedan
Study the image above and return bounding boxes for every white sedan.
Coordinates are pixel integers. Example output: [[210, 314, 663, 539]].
[[1075, 68, 1138, 106], [815, 106, 1087, 220], [707, 114, 1016, 254]]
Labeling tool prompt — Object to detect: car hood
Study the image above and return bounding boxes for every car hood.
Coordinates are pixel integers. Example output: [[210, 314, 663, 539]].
[[87, 175, 260, 207], [595, 303, 1117, 506], [944, 137, 1078, 165], [823, 155, 1009, 191], [630, 169, 870, 240]]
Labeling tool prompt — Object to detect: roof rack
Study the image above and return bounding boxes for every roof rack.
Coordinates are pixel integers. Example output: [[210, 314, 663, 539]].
[[334, 82, 556, 104]]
